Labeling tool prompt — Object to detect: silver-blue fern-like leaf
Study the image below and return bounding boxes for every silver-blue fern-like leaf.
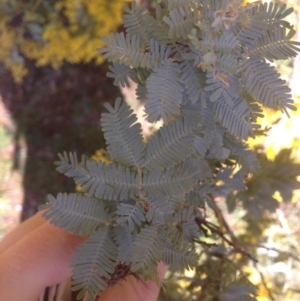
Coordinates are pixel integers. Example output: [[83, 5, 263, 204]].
[[40, 193, 110, 236], [41, 0, 300, 299], [145, 59, 183, 122], [101, 97, 145, 167], [71, 227, 118, 300]]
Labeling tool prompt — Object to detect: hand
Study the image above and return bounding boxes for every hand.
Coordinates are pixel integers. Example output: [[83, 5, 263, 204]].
[[0, 212, 167, 301]]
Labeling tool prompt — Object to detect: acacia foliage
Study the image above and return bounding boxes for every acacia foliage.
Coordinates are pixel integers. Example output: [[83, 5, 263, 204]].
[[40, 0, 300, 300]]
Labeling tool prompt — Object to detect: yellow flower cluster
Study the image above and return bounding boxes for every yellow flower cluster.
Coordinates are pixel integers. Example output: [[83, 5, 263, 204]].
[[0, 0, 129, 81], [0, 15, 27, 82]]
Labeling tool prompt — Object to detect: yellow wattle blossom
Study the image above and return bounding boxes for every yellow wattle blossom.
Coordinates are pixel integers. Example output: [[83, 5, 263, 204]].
[[0, 0, 130, 81], [91, 149, 112, 164], [0, 16, 27, 82]]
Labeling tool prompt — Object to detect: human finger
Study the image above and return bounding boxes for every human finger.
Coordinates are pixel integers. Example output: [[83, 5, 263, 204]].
[[98, 262, 168, 301], [0, 219, 85, 301], [0, 211, 46, 254]]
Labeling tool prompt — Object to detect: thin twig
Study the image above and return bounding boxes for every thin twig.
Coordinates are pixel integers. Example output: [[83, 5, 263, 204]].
[[195, 217, 258, 262], [245, 243, 300, 263], [193, 239, 219, 248]]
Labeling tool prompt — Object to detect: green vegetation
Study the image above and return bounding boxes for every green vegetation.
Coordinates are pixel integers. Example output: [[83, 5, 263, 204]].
[[38, 1, 300, 300]]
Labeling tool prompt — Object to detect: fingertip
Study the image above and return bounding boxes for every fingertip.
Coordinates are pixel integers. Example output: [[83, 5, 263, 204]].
[[0, 211, 46, 254], [0, 221, 85, 301]]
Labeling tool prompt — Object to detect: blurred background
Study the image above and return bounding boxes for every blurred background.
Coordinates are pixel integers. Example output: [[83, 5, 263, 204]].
[[0, 0, 299, 300]]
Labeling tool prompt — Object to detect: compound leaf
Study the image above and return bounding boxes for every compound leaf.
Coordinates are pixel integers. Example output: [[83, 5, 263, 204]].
[[72, 227, 118, 300], [131, 225, 165, 278], [116, 202, 146, 232], [242, 58, 295, 112], [55, 152, 139, 201], [145, 60, 183, 122], [214, 97, 253, 140], [143, 116, 198, 171], [101, 97, 145, 167], [142, 162, 199, 197], [100, 33, 170, 69], [113, 225, 134, 264], [40, 193, 110, 236]]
